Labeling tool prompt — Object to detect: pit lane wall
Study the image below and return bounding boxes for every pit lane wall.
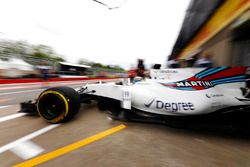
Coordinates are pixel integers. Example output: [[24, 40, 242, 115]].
[[0, 77, 125, 84]]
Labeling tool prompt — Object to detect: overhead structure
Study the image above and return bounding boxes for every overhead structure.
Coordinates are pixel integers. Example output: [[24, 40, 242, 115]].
[[171, 0, 224, 59], [171, 0, 250, 65]]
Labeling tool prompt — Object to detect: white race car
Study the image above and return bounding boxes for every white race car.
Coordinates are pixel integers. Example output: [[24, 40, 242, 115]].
[[21, 66, 250, 130]]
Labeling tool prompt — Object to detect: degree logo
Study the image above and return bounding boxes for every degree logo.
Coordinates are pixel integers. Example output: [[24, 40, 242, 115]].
[[144, 98, 195, 112], [144, 98, 155, 108]]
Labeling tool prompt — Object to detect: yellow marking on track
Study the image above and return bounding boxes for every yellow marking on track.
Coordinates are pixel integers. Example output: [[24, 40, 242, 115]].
[[13, 124, 127, 167]]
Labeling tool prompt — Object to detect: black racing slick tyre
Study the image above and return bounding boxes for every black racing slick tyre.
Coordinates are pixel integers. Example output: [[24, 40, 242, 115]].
[[37, 86, 80, 123]]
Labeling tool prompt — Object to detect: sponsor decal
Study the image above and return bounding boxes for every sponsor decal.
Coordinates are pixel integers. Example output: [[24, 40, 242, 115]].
[[144, 98, 155, 108], [161, 67, 247, 91], [155, 70, 178, 74], [144, 99, 194, 112], [176, 81, 213, 87], [206, 94, 224, 98]]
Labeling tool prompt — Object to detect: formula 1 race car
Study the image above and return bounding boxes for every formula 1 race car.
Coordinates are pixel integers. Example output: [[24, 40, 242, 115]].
[[20, 66, 250, 130]]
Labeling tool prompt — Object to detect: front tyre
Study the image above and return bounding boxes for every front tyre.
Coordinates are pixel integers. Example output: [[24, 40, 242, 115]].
[[37, 87, 80, 123]]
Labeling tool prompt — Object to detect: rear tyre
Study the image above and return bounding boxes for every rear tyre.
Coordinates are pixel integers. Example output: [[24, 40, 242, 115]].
[[37, 86, 80, 123]]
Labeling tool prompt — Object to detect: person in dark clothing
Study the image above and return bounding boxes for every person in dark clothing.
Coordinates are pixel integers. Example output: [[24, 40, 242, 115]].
[[41, 68, 49, 88], [136, 59, 145, 77], [167, 59, 180, 68], [42, 69, 49, 81], [194, 52, 214, 67]]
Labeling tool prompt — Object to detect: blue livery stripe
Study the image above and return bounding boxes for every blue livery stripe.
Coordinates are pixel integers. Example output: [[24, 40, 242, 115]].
[[197, 67, 227, 79], [213, 79, 245, 86], [176, 87, 195, 90], [195, 68, 216, 78], [211, 75, 245, 83]]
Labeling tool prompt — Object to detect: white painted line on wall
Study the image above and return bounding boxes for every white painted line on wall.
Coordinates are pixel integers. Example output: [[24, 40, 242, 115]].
[[0, 79, 120, 96], [10, 140, 44, 160], [0, 89, 43, 96], [0, 81, 83, 91]]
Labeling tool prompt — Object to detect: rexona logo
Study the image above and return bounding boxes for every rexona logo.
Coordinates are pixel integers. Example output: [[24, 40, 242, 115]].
[[144, 99, 195, 112], [176, 81, 213, 87]]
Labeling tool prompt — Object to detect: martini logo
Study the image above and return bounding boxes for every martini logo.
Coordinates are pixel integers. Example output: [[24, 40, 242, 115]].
[[176, 81, 213, 87], [144, 99, 194, 112]]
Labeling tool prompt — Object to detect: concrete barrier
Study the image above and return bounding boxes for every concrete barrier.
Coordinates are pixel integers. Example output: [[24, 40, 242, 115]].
[[0, 77, 124, 84]]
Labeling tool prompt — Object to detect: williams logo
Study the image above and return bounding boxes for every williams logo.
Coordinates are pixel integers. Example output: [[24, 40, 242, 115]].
[[206, 94, 224, 98]]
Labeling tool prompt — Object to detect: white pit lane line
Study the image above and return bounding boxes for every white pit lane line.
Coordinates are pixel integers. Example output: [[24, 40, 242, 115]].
[[0, 124, 60, 159], [10, 140, 44, 160], [0, 105, 12, 109], [0, 113, 27, 123]]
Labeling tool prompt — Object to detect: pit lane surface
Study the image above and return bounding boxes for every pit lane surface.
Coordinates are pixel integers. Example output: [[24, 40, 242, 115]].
[[0, 81, 250, 167]]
